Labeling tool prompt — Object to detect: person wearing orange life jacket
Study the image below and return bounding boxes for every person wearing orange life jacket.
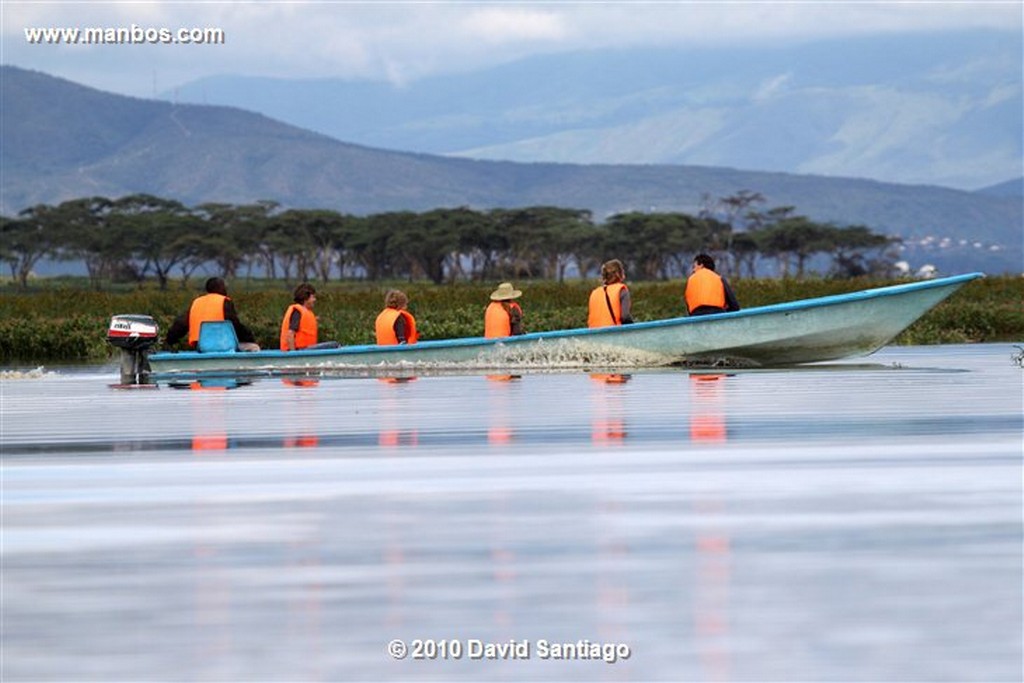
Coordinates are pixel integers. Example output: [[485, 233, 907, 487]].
[[588, 259, 634, 328], [165, 277, 260, 351], [484, 282, 526, 338], [375, 289, 418, 345], [279, 283, 342, 351], [685, 253, 741, 316]]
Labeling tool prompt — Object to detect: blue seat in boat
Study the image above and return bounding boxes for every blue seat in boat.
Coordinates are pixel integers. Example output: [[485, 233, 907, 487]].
[[197, 321, 239, 353]]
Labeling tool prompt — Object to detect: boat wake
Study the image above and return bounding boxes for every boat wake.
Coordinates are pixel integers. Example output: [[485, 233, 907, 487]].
[[0, 366, 54, 380]]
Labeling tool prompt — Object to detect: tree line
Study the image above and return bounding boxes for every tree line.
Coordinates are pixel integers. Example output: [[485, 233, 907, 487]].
[[0, 191, 899, 289]]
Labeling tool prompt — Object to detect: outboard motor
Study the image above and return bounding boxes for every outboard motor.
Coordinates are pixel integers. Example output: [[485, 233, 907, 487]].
[[107, 314, 159, 385]]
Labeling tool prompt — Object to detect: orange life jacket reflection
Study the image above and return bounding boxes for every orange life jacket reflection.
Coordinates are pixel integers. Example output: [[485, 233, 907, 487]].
[[187, 293, 227, 346], [588, 283, 627, 328], [484, 301, 522, 338], [375, 308, 418, 345], [685, 269, 727, 313], [279, 304, 318, 350]]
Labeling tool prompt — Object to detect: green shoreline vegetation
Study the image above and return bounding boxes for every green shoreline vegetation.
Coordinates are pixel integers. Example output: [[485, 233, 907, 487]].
[[1, 276, 1021, 364]]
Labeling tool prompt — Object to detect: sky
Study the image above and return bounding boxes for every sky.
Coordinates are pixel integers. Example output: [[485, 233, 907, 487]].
[[2, 1, 1021, 98]]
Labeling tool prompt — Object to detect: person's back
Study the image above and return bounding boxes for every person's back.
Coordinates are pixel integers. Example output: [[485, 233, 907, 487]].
[[188, 291, 228, 346], [685, 254, 740, 316], [588, 260, 633, 328], [166, 277, 260, 351], [375, 289, 418, 345]]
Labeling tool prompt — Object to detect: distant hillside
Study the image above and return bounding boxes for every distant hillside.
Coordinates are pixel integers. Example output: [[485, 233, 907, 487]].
[[165, 31, 1022, 191], [1, 65, 1020, 273], [976, 178, 1023, 198]]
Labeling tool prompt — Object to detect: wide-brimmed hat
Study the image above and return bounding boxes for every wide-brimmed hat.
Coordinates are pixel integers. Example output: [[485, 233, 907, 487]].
[[490, 282, 522, 301]]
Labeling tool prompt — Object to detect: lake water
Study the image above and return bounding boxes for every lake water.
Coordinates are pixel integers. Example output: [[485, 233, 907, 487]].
[[2, 344, 1021, 682]]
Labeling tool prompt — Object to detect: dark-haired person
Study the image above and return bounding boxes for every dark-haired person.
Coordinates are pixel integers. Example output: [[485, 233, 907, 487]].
[[684, 253, 741, 316], [375, 289, 418, 345], [279, 283, 340, 351], [588, 259, 634, 328], [165, 277, 260, 351]]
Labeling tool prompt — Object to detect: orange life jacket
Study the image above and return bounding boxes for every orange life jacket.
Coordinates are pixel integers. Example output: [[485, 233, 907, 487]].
[[187, 293, 227, 346], [375, 308, 418, 345], [484, 301, 522, 338], [588, 282, 627, 328], [279, 303, 318, 350], [685, 268, 727, 313]]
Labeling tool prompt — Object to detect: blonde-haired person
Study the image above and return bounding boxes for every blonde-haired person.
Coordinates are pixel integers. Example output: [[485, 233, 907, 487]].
[[588, 259, 634, 328], [375, 289, 418, 345], [484, 282, 526, 338]]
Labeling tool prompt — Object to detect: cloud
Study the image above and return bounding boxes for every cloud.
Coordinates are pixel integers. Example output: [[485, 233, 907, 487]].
[[3, 1, 1020, 96], [753, 72, 794, 102], [460, 7, 566, 44]]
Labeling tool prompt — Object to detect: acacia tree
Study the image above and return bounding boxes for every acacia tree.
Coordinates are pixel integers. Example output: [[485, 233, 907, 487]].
[[424, 206, 482, 282], [45, 197, 118, 288], [193, 202, 275, 280], [1, 205, 62, 287], [605, 212, 691, 280], [698, 190, 766, 276], [268, 209, 348, 284], [385, 209, 464, 284], [351, 213, 403, 280], [754, 217, 834, 277], [0, 193, 903, 284], [108, 194, 197, 289], [456, 210, 505, 280], [828, 225, 898, 277], [488, 207, 588, 280], [543, 208, 595, 282]]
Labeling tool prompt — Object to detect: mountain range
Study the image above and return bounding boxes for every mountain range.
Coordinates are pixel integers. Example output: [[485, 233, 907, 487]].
[[1, 64, 1021, 274], [164, 31, 1022, 192]]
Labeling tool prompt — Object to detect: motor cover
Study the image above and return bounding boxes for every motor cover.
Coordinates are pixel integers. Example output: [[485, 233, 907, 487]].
[[107, 314, 159, 351]]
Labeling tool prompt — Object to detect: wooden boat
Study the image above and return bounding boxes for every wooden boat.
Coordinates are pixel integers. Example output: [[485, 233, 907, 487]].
[[120, 273, 980, 380]]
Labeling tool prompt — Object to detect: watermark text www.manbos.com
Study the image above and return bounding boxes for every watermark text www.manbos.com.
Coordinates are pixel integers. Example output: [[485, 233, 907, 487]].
[[387, 638, 632, 663], [24, 24, 225, 46]]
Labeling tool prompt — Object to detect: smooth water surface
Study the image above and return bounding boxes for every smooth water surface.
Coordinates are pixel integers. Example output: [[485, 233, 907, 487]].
[[2, 344, 1021, 681]]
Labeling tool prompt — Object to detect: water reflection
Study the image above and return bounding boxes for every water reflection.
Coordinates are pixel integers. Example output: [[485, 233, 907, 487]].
[[3, 347, 1022, 682], [281, 378, 320, 388], [281, 378, 321, 448], [177, 379, 235, 453], [377, 376, 420, 448], [590, 373, 631, 444], [688, 374, 730, 444], [694, 498, 732, 682], [167, 378, 253, 391], [485, 375, 521, 445]]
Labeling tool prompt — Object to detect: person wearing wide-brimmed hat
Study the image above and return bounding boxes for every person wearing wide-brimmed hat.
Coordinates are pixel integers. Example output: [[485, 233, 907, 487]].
[[484, 282, 525, 338]]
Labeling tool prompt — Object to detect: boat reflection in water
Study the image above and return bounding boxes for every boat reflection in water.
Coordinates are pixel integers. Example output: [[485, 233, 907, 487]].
[[694, 496, 732, 681], [485, 374, 521, 445], [170, 376, 324, 452], [377, 376, 419, 448], [161, 370, 736, 455], [281, 378, 321, 448], [169, 378, 251, 453], [590, 373, 631, 444], [688, 373, 731, 443], [281, 378, 320, 388]]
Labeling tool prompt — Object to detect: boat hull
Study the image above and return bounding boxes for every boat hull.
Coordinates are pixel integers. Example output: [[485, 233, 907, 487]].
[[146, 273, 982, 377]]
